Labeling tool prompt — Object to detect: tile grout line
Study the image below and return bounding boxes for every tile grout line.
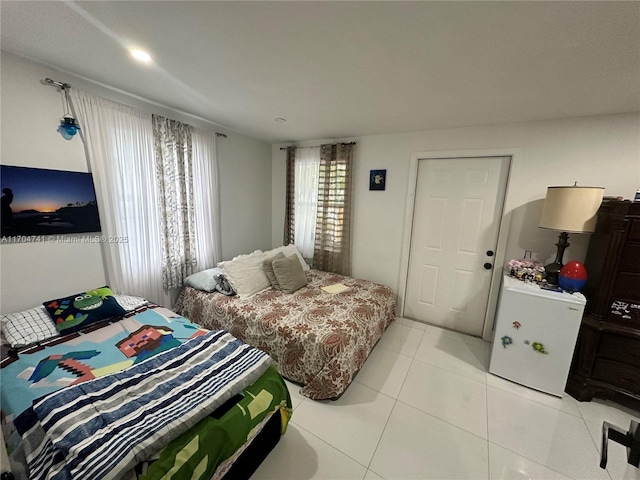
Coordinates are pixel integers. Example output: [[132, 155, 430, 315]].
[[365, 396, 398, 478], [485, 344, 578, 480], [485, 372, 491, 480], [486, 385, 609, 480], [485, 386, 578, 478], [285, 320, 425, 478], [486, 378, 585, 418], [362, 319, 425, 477], [287, 419, 373, 472], [579, 415, 614, 480], [393, 395, 490, 444], [362, 324, 424, 476], [411, 354, 488, 387], [398, 325, 492, 442], [292, 381, 398, 474], [292, 321, 633, 480], [485, 437, 584, 480]]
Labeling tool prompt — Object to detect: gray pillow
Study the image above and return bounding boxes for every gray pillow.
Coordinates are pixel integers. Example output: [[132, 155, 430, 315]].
[[184, 267, 223, 292], [272, 254, 308, 294], [264, 252, 286, 290]]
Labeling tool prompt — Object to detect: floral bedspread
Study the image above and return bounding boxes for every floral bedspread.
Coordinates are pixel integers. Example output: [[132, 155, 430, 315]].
[[174, 270, 396, 400]]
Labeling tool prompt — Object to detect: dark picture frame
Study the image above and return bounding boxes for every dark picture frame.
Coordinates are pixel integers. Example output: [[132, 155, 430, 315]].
[[369, 169, 386, 191], [1, 165, 101, 238]]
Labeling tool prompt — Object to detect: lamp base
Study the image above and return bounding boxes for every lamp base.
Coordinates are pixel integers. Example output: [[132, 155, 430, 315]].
[[544, 231, 570, 285], [544, 262, 563, 286]]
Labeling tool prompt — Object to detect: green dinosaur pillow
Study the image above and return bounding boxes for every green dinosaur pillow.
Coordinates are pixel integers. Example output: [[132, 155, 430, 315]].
[[43, 286, 127, 334]]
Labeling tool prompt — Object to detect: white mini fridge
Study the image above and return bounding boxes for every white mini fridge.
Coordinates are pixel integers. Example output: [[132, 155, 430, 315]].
[[489, 275, 586, 397]]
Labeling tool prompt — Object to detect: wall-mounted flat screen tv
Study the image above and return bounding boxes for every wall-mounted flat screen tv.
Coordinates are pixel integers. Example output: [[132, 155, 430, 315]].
[[1, 165, 101, 238]]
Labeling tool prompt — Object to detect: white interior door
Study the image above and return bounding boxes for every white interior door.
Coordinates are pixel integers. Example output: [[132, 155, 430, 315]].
[[404, 156, 509, 336]]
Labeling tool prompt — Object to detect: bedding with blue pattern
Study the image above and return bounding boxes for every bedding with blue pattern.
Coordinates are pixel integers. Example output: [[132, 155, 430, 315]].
[[1, 305, 289, 480]]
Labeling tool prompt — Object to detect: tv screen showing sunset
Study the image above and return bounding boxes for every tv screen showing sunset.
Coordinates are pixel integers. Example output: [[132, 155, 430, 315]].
[[1, 165, 101, 237]]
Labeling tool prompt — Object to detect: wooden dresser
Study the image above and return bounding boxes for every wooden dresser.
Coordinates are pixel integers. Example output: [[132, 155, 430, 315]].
[[566, 200, 640, 410]]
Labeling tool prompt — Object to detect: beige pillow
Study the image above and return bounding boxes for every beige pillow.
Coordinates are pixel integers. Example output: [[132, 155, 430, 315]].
[[264, 252, 285, 290], [272, 254, 308, 294], [219, 251, 271, 299], [263, 244, 310, 272]]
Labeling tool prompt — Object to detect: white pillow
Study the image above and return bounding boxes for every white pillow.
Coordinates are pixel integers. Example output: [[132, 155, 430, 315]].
[[113, 294, 149, 311], [218, 250, 263, 265], [184, 267, 223, 292], [217, 250, 265, 270], [1, 306, 59, 348], [264, 244, 310, 272], [219, 251, 271, 299]]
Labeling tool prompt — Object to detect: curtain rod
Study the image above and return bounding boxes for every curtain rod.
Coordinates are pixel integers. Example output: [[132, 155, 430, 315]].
[[279, 141, 356, 151], [45, 77, 228, 138], [45, 77, 71, 90]]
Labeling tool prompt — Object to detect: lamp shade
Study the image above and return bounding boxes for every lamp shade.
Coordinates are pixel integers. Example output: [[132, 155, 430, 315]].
[[539, 185, 604, 233]]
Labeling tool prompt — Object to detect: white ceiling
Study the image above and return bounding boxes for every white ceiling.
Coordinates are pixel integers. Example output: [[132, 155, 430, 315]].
[[2, 1, 639, 143]]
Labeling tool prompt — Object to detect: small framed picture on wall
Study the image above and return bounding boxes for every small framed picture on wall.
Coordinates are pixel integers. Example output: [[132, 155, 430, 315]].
[[369, 169, 386, 191]]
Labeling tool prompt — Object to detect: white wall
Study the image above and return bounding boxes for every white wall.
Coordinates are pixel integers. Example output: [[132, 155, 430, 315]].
[[1, 52, 107, 313], [1, 52, 272, 313], [217, 132, 272, 259], [272, 113, 640, 312]]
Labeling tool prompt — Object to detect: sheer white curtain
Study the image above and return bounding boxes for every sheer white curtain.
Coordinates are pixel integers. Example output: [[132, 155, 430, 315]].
[[294, 146, 320, 259], [70, 89, 169, 306], [192, 129, 221, 269]]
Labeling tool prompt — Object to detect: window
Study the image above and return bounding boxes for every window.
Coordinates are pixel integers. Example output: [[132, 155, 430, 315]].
[[285, 143, 354, 275]]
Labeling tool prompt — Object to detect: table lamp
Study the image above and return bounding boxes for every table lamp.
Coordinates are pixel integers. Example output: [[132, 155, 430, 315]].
[[538, 184, 604, 285]]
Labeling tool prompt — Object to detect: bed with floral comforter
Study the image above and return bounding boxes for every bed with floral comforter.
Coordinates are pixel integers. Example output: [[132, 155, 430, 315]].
[[174, 270, 396, 400]]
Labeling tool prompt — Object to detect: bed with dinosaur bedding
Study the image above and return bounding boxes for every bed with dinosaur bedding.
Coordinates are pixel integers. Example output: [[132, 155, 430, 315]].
[[1, 300, 291, 480], [174, 247, 397, 400]]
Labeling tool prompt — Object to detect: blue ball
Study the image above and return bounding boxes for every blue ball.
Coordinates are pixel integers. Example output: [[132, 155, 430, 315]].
[[558, 275, 587, 292]]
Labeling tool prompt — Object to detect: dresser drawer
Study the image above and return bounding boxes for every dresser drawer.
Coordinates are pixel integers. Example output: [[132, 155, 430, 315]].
[[621, 244, 640, 272], [592, 359, 640, 394], [599, 333, 640, 367], [613, 272, 640, 300]]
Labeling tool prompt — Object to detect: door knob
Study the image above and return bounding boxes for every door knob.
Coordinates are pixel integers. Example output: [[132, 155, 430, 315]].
[[484, 263, 493, 270], [486, 250, 494, 257]]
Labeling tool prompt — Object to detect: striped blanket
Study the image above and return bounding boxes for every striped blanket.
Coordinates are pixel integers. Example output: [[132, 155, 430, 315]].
[[21, 330, 271, 480]]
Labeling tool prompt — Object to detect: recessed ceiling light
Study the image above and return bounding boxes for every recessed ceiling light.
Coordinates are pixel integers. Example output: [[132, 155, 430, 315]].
[[275, 118, 287, 123], [130, 49, 152, 63]]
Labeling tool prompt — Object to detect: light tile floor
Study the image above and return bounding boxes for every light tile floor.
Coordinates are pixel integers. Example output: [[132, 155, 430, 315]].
[[252, 318, 640, 480]]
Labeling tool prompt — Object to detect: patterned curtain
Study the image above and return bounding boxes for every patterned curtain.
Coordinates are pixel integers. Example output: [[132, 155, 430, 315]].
[[152, 115, 197, 289], [313, 143, 354, 275], [283, 146, 296, 245]]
